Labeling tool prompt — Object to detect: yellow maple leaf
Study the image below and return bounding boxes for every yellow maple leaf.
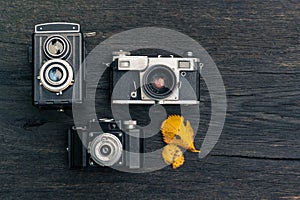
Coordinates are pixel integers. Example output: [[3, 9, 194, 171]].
[[160, 115, 184, 144], [162, 144, 184, 169], [161, 115, 200, 152]]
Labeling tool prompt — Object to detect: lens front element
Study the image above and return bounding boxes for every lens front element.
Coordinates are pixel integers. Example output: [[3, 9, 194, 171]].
[[49, 67, 63, 82]]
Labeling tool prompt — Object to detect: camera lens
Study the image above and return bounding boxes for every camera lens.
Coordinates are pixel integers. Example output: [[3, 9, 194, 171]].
[[39, 59, 73, 93], [48, 39, 64, 55], [143, 65, 176, 99], [48, 67, 63, 82], [100, 145, 112, 156], [44, 35, 70, 59], [90, 133, 122, 166]]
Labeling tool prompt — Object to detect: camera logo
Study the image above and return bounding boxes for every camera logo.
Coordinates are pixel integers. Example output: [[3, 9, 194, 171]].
[[72, 27, 227, 173]]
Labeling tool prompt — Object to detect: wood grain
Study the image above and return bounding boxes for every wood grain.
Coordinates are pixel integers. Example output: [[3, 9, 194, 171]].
[[0, 0, 300, 199]]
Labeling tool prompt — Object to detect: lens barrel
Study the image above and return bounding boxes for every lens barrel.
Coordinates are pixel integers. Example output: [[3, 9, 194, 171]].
[[39, 59, 73, 93], [142, 65, 176, 100], [90, 133, 123, 166]]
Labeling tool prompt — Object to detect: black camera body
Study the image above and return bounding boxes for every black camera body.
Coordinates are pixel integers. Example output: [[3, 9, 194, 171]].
[[110, 51, 201, 105], [32, 22, 85, 107], [68, 119, 144, 169]]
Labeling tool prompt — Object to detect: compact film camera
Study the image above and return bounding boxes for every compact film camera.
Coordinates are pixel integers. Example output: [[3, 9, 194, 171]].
[[68, 118, 144, 169], [110, 51, 202, 105], [32, 22, 85, 107]]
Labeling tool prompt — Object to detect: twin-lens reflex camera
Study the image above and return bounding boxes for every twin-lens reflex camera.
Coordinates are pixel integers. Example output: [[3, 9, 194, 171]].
[[32, 22, 84, 107]]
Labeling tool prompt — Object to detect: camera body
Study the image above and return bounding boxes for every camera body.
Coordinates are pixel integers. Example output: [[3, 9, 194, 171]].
[[68, 119, 144, 169], [32, 22, 84, 107], [110, 51, 201, 105]]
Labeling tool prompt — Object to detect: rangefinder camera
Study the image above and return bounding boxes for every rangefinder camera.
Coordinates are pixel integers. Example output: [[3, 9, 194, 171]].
[[68, 118, 144, 169], [110, 51, 202, 105], [32, 22, 85, 107]]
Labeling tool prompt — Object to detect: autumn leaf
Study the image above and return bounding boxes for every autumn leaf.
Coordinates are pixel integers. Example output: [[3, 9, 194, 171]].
[[162, 144, 185, 169], [161, 115, 200, 152]]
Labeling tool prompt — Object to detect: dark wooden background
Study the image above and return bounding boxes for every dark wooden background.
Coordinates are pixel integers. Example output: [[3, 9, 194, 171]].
[[1, 0, 300, 199]]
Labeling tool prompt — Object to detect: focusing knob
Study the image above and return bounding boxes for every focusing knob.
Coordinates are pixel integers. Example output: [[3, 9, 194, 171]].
[[183, 51, 193, 57], [112, 50, 131, 56], [123, 120, 137, 129]]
